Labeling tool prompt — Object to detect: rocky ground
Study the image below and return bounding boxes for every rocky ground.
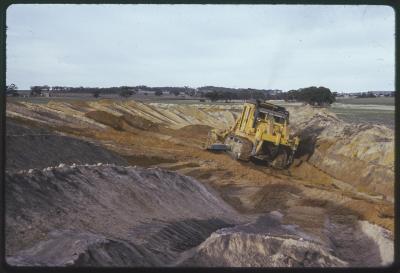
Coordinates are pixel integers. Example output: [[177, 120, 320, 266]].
[[5, 99, 394, 267]]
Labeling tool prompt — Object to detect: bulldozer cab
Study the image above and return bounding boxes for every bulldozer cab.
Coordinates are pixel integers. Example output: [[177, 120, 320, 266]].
[[242, 101, 289, 128], [238, 100, 289, 131], [257, 112, 285, 124], [255, 101, 289, 123]]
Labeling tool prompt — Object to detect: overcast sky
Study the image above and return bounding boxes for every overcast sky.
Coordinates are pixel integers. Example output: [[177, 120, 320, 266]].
[[6, 4, 395, 92]]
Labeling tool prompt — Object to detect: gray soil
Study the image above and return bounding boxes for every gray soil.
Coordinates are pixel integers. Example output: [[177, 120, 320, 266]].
[[6, 164, 240, 266], [6, 163, 393, 267], [6, 121, 127, 172]]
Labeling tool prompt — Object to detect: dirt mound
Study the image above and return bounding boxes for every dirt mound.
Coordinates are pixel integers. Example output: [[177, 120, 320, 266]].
[[6, 101, 107, 131], [168, 124, 213, 148], [7, 100, 239, 131], [5, 100, 394, 267], [6, 120, 49, 135], [6, 163, 393, 267], [179, 233, 345, 267], [177, 212, 393, 267], [7, 229, 159, 267], [148, 103, 240, 129], [5, 164, 240, 259], [175, 124, 212, 137], [177, 213, 347, 267], [7, 220, 235, 267], [6, 120, 127, 172], [358, 221, 394, 265], [85, 110, 159, 132]]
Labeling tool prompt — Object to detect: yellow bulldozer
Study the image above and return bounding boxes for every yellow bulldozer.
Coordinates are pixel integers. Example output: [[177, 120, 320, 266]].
[[205, 100, 300, 169]]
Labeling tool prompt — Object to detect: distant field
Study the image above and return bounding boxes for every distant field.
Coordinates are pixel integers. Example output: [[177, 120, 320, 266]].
[[332, 97, 394, 128], [335, 97, 394, 106], [330, 108, 394, 129], [272, 98, 395, 129]]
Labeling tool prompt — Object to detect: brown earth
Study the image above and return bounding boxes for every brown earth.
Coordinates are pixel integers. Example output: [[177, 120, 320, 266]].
[[6, 100, 394, 231], [5, 99, 394, 266]]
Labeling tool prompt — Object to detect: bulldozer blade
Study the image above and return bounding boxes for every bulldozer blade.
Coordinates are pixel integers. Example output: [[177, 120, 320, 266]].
[[207, 143, 229, 151]]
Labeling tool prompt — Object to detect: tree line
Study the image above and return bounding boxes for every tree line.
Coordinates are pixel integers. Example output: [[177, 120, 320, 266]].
[[356, 91, 395, 98], [7, 84, 335, 105], [202, 90, 284, 102], [25, 85, 198, 98], [202, 86, 337, 106], [5, 83, 393, 106], [5, 84, 337, 106]]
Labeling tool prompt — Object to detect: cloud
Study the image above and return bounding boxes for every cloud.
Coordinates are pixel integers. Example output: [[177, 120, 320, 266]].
[[6, 4, 395, 91]]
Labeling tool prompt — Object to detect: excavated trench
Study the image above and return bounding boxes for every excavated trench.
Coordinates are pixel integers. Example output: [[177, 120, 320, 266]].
[[5, 100, 394, 267]]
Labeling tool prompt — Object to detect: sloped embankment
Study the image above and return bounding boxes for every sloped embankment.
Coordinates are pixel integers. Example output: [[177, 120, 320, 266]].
[[177, 218, 393, 267], [6, 100, 240, 131], [287, 105, 394, 201], [176, 212, 347, 267], [6, 164, 393, 267], [6, 101, 394, 199], [6, 164, 240, 266], [6, 121, 127, 172], [5, 100, 394, 267], [6, 100, 394, 209]]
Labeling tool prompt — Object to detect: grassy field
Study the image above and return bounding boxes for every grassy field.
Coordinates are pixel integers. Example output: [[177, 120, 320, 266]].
[[332, 97, 394, 128], [335, 97, 394, 106], [330, 108, 394, 129]]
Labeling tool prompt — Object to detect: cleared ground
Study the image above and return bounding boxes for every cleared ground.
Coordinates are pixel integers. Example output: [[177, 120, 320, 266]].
[[335, 97, 394, 106], [271, 98, 395, 128], [331, 97, 394, 128], [5, 99, 394, 267]]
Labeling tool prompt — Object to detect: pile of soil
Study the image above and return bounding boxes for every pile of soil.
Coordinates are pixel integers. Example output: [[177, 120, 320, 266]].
[[85, 110, 159, 132], [177, 213, 393, 267], [177, 213, 347, 267], [5, 164, 240, 261], [6, 163, 392, 267], [6, 121, 127, 172]]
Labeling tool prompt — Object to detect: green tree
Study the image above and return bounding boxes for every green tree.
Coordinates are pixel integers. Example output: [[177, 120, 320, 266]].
[[119, 90, 134, 98], [170, 90, 180, 96], [286, 86, 335, 106], [30, 86, 43, 96], [205, 91, 220, 101], [93, 90, 100, 98], [7, 83, 18, 91], [6, 84, 19, 96]]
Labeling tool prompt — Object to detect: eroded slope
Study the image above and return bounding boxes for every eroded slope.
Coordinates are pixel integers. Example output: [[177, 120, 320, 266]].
[[5, 100, 394, 267], [7, 164, 392, 267]]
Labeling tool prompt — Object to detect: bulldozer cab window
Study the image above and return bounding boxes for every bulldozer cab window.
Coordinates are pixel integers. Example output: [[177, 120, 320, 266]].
[[273, 116, 285, 124], [258, 113, 266, 121]]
